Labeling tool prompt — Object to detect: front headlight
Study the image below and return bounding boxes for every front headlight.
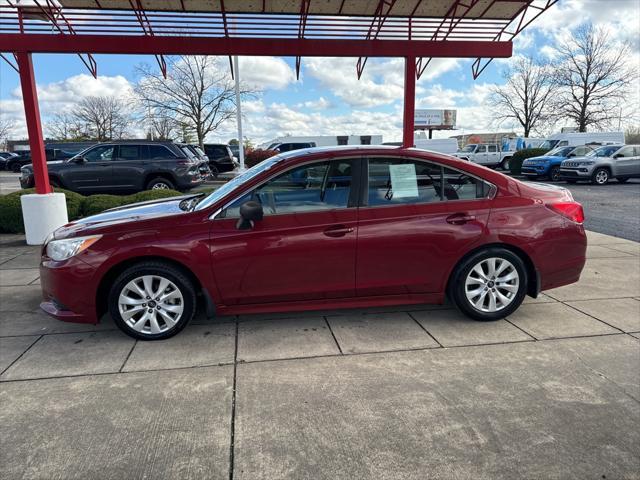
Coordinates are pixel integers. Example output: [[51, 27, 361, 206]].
[[46, 235, 102, 262]]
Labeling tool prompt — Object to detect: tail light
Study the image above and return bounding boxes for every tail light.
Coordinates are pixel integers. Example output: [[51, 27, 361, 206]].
[[546, 201, 584, 224]]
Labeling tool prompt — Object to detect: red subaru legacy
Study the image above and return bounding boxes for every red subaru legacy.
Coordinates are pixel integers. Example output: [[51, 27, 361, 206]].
[[39, 147, 586, 340]]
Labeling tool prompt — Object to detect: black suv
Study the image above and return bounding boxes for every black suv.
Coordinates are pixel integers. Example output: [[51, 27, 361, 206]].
[[6, 148, 74, 172], [203, 143, 237, 174], [20, 141, 205, 194]]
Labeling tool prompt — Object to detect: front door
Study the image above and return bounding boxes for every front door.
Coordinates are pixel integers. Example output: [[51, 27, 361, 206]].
[[208, 158, 359, 305], [356, 157, 493, 296], [614, 146, 640, 177], [63, 144, 115, 192]]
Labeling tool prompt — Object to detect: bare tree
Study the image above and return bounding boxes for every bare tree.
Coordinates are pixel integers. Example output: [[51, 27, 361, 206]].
[[47, 113, 89, 140], [551, 24, 634, 132], [0, 116, 13, 143], [74, 96, 132, 140], [143, 110, 179, 141], [489, 56, 554, 137], [135, 56, 254, 147], [625, 126, 640, 144]]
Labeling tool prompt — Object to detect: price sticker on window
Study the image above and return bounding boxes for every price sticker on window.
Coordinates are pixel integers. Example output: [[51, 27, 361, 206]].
[[389, 163, 419, 198]]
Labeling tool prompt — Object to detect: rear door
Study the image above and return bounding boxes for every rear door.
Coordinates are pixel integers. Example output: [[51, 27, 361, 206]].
[[111, 144, 146, 191], [62, 144, 115, 192], [356, 157, 494, 296]]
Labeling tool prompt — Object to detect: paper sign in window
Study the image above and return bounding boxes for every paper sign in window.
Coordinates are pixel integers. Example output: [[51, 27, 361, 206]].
[[389, 163, 419, 198]]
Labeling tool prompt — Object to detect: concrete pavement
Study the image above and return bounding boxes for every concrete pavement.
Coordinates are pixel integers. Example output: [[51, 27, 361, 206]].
[[0, 230, 639, 479]]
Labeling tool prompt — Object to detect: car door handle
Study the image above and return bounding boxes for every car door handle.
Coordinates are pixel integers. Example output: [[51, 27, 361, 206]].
[[323, 225, 354, 237], [446, 213, 476, 225]]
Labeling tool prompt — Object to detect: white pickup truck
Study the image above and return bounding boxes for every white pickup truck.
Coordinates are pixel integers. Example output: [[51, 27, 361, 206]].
[[453, 143, 513, 170]]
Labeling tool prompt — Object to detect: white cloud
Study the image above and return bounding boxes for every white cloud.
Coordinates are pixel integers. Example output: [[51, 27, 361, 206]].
[[295, 97, 332, 110], [238, 56, 296, 90]]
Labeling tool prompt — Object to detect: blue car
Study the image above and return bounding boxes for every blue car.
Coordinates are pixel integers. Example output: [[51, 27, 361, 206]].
[[521, 145, 594, 181]]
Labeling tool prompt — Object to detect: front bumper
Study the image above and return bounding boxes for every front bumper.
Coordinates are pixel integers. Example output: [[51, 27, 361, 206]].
[[39, 255, 99, 324], [20, 173, 34, 189], [559, 168, 592, 179]]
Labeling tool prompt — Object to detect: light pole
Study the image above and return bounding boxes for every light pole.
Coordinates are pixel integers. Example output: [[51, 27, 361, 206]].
[[233, 55, 245, 171]]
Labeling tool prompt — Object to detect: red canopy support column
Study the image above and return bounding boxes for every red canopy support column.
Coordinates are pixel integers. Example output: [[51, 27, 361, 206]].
[[16, 51, 51, 194], [402, 56, 416, 148]]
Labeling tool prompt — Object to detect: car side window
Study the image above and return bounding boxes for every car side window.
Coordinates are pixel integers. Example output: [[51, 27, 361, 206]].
[[487, 145, 498, 152], [616, 146, 634, 158], [118, 145, 140, 160], [222, 160, 354, 218], [367, 158, 442, 206], [148, 145, 176, 159], [367, 158, 492, 206], [83, 145, 115, 162], [573, 146, 590, 156], [442, 167, 491, 200]]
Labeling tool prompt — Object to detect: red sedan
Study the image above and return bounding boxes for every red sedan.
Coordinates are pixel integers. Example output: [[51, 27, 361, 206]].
[[39, 147, 586, 340]]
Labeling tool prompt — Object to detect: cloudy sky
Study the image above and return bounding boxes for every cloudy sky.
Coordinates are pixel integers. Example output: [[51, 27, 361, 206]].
[[0, 0, 639, 145]]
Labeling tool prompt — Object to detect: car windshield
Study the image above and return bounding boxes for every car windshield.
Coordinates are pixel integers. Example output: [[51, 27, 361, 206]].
[[586, 145, 621, 157], [539, 139, 559, 151], [547, 146, 574, 157], [459, 145, 476, 153], [194, 154, 285, 211]]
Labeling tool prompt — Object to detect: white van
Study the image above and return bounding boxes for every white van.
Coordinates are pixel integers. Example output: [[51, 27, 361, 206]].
[[539, 132, 624, 151]]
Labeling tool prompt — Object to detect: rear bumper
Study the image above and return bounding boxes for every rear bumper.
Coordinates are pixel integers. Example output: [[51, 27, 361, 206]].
[[39, 255, 99, 324], [534, 223, 587, 291]]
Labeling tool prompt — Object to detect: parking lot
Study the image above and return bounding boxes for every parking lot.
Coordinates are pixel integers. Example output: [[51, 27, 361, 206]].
[[1, 229, 638, 479]]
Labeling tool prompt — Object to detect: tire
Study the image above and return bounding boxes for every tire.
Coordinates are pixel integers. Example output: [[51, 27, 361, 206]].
[[591, 168, 609, 185], [617, 177, 629, 183], [500, 157, 511, 171], [209, 164, 219, 178], [448, 247, 528, 322], [146, 177, 175, 190], [549, 166, 561, 182], [10, 162, 21, 173], [108, 261, 196, 340]]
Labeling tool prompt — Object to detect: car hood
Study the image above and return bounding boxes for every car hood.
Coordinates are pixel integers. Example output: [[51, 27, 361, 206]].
[[524, 155, 563, 163], [22, 160, 65, 172], [55, 194, 201, 238]]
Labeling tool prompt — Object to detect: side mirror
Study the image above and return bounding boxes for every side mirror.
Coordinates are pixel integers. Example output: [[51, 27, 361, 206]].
[[73, 156, 86, 164], [236, 201, 263, 230], [568, 153, 576, 157], [613, 153, 623, 159]]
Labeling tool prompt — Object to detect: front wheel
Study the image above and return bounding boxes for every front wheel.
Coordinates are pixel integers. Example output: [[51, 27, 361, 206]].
[[108, 261, 196, 340], [549, 166, 561, 182], [449, 248, 528, 321], [591, 168, 609, 185]]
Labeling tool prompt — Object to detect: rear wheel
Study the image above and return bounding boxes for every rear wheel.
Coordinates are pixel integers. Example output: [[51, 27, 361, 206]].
[[449, 248, 528, 321], [146, 177, 175, 190], [549, 166, 561, 182], [108, 261, 196, 340], [592, 168, 609, 185], [500, 157, 511, 171]]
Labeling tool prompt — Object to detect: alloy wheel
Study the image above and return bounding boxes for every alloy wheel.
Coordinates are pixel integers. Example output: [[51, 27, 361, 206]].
[[594, 170, 608, 185], [152, 182, 170, 190], [118, 275, 184, 335], [465, 257, 519, 313]]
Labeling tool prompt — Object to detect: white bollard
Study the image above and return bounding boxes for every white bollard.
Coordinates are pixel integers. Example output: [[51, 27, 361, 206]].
[[20, 193, 69, 245]]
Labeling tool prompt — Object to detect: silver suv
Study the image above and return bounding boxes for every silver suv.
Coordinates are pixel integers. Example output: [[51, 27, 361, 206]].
[[559, 144, 640, 185]]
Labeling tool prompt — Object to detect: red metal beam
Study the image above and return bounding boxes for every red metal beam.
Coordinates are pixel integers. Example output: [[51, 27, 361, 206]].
[[16, 52, 51, 194], [295, 0, 312, 80], [129, 0, 167, 78], [0, 52, 19, 73], [356, 0, 398, 79], [0, 34, 512, 58], [403, 56, 416, 148]]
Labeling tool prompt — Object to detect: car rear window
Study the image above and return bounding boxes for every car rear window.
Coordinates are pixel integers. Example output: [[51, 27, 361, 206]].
[[148, 145, 177, 159]]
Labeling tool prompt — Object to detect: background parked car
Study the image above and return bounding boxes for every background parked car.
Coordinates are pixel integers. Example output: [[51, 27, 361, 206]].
[[203, 143, 238, 174], [6, 148, 74, 173], [267, 141, 316, 153], [453, 143, 513, 170], [559, 145, 640, 185], [20, 141, 205, 193], [176, 143, 213, 179], [521, 145, 594, 181], [0, 151, 19, 170]]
